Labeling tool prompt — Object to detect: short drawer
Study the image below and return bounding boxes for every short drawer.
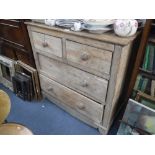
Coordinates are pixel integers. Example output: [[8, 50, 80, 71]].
[[31, 31, 62, 57], [37, 53, 108, 103], [66, 40, 112, 76], [40, 74, 104, 123]]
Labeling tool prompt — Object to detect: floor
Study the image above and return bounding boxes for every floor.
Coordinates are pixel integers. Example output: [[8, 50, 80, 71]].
[[0, 83, 119, 135]]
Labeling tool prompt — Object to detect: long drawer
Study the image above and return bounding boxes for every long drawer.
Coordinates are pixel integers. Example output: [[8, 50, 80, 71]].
[[40, 74, 104, 123], [66, 40, 112, 76], [37, 53, 108, 103], [31, 31, 63, 58]]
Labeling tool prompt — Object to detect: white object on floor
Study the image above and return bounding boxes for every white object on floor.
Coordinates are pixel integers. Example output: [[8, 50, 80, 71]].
[[41, 105, 45, 108]]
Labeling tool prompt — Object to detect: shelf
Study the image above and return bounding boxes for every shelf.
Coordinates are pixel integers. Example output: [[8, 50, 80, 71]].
[[136, 91, 155, 102], [139, 68, 155, 80], [149, 37, 155, 44]]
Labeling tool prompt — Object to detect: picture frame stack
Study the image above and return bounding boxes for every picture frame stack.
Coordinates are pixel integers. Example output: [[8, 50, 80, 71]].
[[15, 60, 42, 101]]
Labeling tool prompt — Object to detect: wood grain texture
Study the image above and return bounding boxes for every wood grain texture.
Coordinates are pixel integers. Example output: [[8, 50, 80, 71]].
[[26, 22, 138, 134], [27, 26, 41, 71], [38, 53, 108, 103], [40, 74, 103, 123], [112, 44, 132, 105], [29, 25, 115, 51], [25, 22, 138, 46], [0, 20, 36, 68], [102, 45, 122, 128], [66, 40, 112, 76], [42, 91, 99, 128], [103, 44, 132, 129], [31, 31, 63, 58], [111, 44, 132, 109]]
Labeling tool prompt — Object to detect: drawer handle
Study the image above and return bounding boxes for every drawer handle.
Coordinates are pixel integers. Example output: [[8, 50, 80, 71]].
[[77, 103, 85, 110], [42, 42, 48, 47], [80, 53, 89, 61], [81, 80, 88, 87], [47, 87, 53, 91]]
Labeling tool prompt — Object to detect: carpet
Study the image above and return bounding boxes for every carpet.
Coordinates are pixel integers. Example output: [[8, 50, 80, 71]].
[[0, 83, 118, 135], [0, 83, 102, 135]]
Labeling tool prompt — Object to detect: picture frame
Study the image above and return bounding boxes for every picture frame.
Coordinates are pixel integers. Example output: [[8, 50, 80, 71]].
[[16, 60, 42, 100], [0, 55, 16, 91], [117, 99, 155, 135]]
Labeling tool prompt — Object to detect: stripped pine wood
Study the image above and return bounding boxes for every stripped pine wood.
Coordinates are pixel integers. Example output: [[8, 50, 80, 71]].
[[26, 22, 138, 134], [40, 74, 103, 123], [26, 22, 137, 46], [102, 44, 132, 131], [66, 40, 112, 76], [31, 31, 63, 58], [38, 53, 108, 104]]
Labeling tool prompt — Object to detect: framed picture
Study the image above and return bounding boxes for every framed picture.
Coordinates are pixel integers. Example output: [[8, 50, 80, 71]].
[[117, 99, 155, 135], [16, 60, 42, 100], [0, 55, 16, 91]]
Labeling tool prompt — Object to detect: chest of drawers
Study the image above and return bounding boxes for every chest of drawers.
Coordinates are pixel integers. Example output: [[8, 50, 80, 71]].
[[26, 22, 138, 134]]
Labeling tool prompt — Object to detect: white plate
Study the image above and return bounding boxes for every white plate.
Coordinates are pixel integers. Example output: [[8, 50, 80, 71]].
[[84, 19, 116, 26], [86, 27, 112, 34]]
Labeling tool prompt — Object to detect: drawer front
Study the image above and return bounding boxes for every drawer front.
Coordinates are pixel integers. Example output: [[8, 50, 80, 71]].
[[66, 40, 112, 76], [40, 74, 103, 123], [38, 53, 108, 103], [0, 20, 25, 47], [31, 31, 62, 57]]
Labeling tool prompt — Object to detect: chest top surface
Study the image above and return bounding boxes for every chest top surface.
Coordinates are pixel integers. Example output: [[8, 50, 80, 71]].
[[25, 22, 138, 46]]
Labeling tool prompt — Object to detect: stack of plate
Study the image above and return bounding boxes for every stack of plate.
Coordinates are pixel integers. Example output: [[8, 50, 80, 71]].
[[42, 19, 116, 34], [83, 19, 115, 34], [55, 19, 84, 28]]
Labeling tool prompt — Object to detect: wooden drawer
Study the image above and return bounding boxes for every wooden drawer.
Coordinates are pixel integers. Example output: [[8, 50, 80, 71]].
[[0, 20, 25, 47], [37, 53, 108, 103], [66, 40, 112, 76], [40, 74, 104, 123], [31, 31, 62, 57]]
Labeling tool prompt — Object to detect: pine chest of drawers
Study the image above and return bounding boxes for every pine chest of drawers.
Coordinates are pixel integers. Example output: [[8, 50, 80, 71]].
[[26, 22, 138, 134]]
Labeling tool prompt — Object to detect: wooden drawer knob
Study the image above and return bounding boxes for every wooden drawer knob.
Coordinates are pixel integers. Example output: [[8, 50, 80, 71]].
[[77, 103, 85, 110], [47, 86, 53, 91], [80, 53, 89, 61], [42, 42, 48, 47], [81, 80, 88, 87]]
